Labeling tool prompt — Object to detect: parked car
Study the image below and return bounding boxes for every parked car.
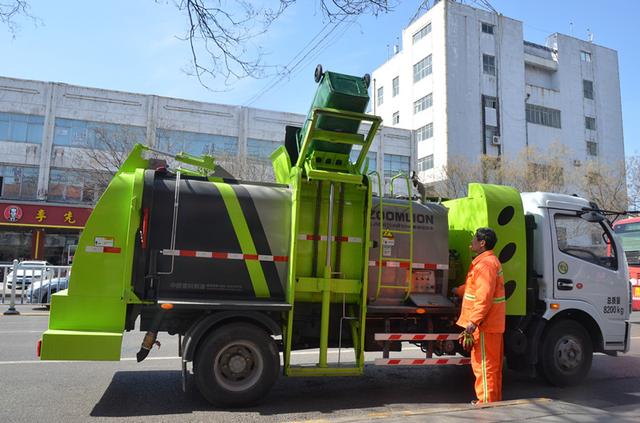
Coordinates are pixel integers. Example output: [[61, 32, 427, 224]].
[[5, 261, 53, 289], [29, 274, 69, 304]]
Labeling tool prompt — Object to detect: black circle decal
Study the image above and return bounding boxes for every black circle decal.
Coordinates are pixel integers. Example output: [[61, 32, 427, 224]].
[[497, 206, 515, 226], [504, 280, 516, 299], [499, 243, 516, 263]]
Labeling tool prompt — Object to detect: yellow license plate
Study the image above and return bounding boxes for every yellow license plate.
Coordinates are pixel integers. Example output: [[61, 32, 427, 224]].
[[635, 286, 640, 297]]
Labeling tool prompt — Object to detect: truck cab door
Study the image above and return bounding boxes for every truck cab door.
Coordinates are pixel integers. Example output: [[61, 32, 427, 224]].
[[549, 210, 629, 329]]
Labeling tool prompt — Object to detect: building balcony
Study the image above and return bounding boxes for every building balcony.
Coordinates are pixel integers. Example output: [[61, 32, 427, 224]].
[[523, 41, 558, 71]]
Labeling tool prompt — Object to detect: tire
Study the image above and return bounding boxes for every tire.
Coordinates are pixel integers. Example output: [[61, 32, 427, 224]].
[[194, 323, 279, 407], [539, 320, 592, 386]]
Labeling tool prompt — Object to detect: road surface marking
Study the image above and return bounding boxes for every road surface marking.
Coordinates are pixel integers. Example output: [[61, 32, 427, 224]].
[[0, 347, 424, 365]]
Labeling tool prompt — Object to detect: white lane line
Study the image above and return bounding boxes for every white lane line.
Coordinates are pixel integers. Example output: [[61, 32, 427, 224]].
[[0, 330, 44, 334], [0, 347, 424, 365]]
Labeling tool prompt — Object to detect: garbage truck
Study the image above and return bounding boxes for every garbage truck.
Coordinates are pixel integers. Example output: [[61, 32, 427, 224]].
[[39, 66, 632, 407]]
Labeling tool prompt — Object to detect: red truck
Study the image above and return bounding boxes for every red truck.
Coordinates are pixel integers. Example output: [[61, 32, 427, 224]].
[[613, 217, 640, 311]]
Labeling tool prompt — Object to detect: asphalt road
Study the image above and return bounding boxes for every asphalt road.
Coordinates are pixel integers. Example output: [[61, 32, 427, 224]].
[[0, 308, 639, 422]]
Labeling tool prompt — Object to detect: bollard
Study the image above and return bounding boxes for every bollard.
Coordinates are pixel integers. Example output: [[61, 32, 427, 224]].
[[4, 259, 20, 315]]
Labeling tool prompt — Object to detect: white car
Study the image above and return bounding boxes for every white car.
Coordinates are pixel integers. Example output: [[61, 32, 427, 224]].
[[5, 261, 53, 289], [29, 275, 69, 304]]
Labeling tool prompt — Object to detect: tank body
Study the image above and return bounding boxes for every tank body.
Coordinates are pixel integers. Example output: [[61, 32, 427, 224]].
[[134, 171, 292, 302], [368, 198, 450, 305]]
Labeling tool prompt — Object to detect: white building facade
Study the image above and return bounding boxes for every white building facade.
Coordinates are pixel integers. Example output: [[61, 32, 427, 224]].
[[372, 0, 624, 185], [0, 75, 412, 263]]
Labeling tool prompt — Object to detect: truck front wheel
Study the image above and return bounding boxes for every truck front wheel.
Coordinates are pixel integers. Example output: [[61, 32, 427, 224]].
[[194, 323, 280, 407], [539, 320, 593, 386]]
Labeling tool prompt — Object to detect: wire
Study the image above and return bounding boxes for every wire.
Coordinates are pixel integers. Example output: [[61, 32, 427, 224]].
[[243, 17, 350, 106]]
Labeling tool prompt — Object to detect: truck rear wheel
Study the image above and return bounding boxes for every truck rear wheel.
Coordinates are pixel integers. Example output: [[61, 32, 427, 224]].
[[539, 320, 592, 386], [194, 323, 280, 407]]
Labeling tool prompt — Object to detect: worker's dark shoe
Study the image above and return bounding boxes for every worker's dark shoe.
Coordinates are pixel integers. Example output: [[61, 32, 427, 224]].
[[471, 400, 478, 405]]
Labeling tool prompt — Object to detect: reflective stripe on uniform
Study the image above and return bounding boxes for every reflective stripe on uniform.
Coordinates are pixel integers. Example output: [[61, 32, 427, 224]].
[[493, 296, 506, 303], [481, 332, 488, 403], [464, 293, 477, 301]]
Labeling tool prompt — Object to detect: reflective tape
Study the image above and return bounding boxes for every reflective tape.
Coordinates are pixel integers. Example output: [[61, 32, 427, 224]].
[[298, 234, 362, 243], [85, 246, 121, 254], [160, 249, 288, 262], [375, 357, 471, 366], [374, 333, 459, 341], [368, 260, 448, 270]]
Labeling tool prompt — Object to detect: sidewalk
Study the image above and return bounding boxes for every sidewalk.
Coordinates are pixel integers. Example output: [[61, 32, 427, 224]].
[[1, 304, 50, 316], [290, 398, 639, 422]]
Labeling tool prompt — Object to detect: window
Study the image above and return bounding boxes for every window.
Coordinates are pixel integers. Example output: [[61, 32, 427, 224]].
[[416, 123, 433, 142], [585, 116, 596, 130], [0, 165, 38, 200], [156, 128, 238, 156], [481, 22, 495, 34], [484, 96, 498, 109], [485, 125, 499, 145], [54, 118, 145, 148], [392, 76, 399, 97], [526, 104, 561, 128], [247, 138, 282, 161], [586, 141, 598, 156], [580, 50, 592, 62], [417, 155, 434, 171], [483, 54, 496, 76], [583, 80, 594, 100], [414, 94, 433, 114], [350, 149, 377, 172], [0, 112, 44, 144], [48, 169, 102, 204], [377, 86, 384, 105], [392, 111, 400, 125], [413, 55, 432, 82], [384, 154, 410, 177], [555, 214, 617, 270], [412, 22, 432, 44]]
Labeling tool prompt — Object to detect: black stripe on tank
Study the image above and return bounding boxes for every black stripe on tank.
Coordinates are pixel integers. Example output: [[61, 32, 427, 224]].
[[232, 184, 285, 299]]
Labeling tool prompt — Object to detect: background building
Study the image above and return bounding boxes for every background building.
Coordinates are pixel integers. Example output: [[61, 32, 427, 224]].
[[0, 76, 413, 263], [372, 0, 624, 189]]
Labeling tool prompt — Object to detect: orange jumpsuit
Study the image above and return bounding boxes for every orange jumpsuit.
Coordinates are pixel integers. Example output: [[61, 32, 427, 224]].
[[456, 250, 506, 403]]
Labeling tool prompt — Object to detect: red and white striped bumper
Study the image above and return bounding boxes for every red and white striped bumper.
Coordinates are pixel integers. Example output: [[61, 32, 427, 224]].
[[374, 333, 459, 341], [375, 357, 471, 366]]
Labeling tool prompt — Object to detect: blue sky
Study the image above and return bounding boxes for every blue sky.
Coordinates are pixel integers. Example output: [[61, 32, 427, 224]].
[[2, 0, 638, 155]]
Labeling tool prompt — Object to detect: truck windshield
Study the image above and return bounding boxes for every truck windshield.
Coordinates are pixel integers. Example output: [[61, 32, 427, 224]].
[[614, 223, 640, 265]]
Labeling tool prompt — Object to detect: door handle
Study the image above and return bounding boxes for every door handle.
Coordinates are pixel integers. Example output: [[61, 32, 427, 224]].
[[557, 278, 573, 291]]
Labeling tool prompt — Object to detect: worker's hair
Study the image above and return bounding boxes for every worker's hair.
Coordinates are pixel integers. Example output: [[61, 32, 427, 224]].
[[475, 227, 498, 250]]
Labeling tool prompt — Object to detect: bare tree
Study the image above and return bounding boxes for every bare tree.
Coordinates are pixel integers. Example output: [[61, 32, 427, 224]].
[[626, 155, 640, 211], [577, 159, 628, 211], [174, 0, 394, 85], [217, 155, 275, 182], [415, 144, 628, 211], [1, 0, 38, 37]]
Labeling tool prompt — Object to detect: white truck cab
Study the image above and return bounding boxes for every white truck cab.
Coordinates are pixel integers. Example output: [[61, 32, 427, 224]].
[[517, 192, 631, 385]]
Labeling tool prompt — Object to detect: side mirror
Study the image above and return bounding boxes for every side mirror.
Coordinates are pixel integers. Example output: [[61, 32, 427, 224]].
[[581, 211, 605, 223]]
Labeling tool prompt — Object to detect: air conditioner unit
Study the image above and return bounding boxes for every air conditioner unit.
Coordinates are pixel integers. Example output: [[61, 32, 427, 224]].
[[573, 160, 582, 167], [491, 135, 501, 145]]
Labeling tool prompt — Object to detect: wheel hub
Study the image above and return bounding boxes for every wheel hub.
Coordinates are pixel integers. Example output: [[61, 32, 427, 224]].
[[556, 337, 583, 371], [220, 346, 254, 380]]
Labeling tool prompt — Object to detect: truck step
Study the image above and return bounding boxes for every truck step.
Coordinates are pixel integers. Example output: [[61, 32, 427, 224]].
[[374, 333, 459, 341], [375, 357, 470, 366]]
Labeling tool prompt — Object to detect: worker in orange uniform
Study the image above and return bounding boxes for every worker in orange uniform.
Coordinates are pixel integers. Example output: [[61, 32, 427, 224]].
[[453, 227, 506, 404]]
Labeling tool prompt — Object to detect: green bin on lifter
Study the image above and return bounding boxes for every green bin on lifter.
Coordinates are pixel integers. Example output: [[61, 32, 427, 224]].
[[298, 66, 371, 155]]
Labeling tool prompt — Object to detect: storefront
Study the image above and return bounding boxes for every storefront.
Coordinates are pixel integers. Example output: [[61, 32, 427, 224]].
[[0, 201, 91, 265]]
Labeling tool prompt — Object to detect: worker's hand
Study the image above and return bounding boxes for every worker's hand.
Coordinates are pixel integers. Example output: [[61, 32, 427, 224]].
[[465, 322, 477, 334], [458, 331, 474, 351]]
